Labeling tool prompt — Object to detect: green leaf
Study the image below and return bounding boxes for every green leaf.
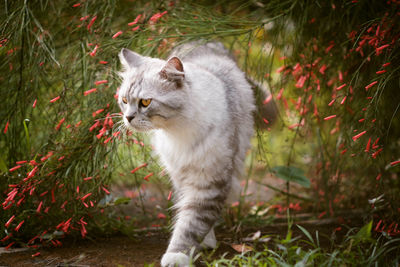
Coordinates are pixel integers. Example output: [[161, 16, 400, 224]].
[[297, 224, 315, 246], [23, 119, 31, 154], [354, 220, 373, 244], [113, 197, 131, 206], [272, 166, 310, 188]]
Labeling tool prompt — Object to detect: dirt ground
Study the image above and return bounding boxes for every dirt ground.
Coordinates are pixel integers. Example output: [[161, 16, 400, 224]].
[[0, 219, 349, 267], [0, 233, 168, 267]]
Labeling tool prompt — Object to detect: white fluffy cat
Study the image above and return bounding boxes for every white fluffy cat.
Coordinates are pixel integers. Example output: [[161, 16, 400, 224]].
[[118, 41, 270, 266]]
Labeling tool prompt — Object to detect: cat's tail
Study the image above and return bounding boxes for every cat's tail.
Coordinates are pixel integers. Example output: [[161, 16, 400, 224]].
[[247, 78, 279, 130]]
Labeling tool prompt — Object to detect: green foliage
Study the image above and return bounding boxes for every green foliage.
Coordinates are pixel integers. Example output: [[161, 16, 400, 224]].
[[272, 166, 310, 188], [205, 223, 400, 266], [0, 0, 399, 261]]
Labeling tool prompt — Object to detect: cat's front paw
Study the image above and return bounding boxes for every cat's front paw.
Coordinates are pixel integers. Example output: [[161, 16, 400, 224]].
[[161, 252, 191, 267]]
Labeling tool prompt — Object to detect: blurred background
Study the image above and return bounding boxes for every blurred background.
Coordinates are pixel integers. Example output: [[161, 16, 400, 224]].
[[1, 0, 399, 265]]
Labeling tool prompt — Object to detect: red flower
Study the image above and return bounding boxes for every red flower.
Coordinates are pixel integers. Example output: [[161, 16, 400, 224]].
[[94, 80, 108, 85], [4, 121, 9, 133], [324, 115, 337, 121], [50, 96, 60, 103], [5, 215, 15, 228], [128, 14, 142, 26], [352, 131, 367, 141], [87, 16, 97, 30], [112, 31, 123, 39], [149, 11, 167, 23]]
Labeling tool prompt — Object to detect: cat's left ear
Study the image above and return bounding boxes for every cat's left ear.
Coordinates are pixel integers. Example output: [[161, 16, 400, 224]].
[[159, 57, 185, 87], [119, 48, 143, 69]]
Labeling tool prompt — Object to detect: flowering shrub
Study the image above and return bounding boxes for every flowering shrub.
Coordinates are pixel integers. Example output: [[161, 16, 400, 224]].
[[0, 0, 399, 254], [257, 0, 400, 235]]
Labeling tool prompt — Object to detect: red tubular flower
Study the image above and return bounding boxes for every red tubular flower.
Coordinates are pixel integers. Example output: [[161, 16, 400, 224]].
[[24, 166, 39, 181], [390, 160, 400, 166], [81, 193, 92, 201], [9, 165, 22, 172], [149, 11, 167, 23], [325, 43, 334, 53], [14, 220, 24, 232], [263, 94, 273, 104], [51, 188, 56, 203], [143, 172, 153, 181], [89, 121, 100, 132], [112, 31, 123, 39], [295, 75, 307, 88], [376, 44, 389, 52], [50, 96, 60, 103], [89, 45, 98, 57], [375, 220, 383, 231], [87, 16, 97, 30], [128, 14, 142, 26], [55, 118, 65, 130], [365, 138, 371, 152], [1, 234, 12, 242], [352, 131, 367, 141], [5, 215, 15, 228], [36, 201, 43, 213], [372, 148, 383, 159], [60, 201, 68, 209], [84, 88, 97, 96], [94, 80, 108, 85], [4, 121, 9, 133], [319, 64, 327, 75], [101, 186, 110, 195], [372, 137, 380, 148], [324, 115, 337, 121], [336, 83, 346, 90], [5, 241, 15, 250], [157, 213, 166, 219], [130, 163, 148, 174]]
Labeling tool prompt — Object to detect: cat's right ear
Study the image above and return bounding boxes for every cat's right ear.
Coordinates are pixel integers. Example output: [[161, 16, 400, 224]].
[[119, 48, 143, 69]]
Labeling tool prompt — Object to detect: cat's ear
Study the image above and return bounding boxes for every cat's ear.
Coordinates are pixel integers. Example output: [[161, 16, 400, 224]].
[[119, 48, 143, 69], [159, 57, 185, 87]]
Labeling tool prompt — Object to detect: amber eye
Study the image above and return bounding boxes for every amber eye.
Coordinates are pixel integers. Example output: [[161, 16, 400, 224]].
[[140, 99, 152, 107], [122, 97, 128, 104]]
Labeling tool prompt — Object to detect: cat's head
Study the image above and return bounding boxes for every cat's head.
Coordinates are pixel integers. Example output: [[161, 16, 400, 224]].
[[118, 48, 186, 132]]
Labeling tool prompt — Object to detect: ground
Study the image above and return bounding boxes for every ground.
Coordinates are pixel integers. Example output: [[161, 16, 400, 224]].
[[0, 219, 347, 267]]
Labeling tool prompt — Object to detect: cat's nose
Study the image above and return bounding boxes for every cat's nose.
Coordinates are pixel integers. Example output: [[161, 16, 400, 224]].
[[126, 115, 135, 122]]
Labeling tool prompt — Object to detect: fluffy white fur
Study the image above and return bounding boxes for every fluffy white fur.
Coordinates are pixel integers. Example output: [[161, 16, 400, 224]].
[[118, 42, 255, 267]]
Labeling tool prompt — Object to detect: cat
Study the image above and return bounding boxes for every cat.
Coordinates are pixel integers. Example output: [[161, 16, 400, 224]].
[[118, 41, 275, 266]]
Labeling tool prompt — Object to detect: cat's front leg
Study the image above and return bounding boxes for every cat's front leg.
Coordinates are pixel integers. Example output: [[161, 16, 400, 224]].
[[161, 196, 224, 267]]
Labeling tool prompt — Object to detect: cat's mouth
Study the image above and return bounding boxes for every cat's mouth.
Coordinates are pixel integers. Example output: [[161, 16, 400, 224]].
[[126, 123, 154, 133]]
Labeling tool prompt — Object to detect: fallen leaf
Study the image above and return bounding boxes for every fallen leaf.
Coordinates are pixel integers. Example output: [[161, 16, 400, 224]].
[[230, 243, 253, 253]]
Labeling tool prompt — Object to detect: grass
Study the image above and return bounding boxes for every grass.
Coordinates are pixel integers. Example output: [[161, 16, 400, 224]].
[[198, 221, 400, 266]]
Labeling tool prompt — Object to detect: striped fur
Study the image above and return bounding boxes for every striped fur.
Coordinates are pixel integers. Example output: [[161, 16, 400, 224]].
[[119, 42, 255, 266]]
